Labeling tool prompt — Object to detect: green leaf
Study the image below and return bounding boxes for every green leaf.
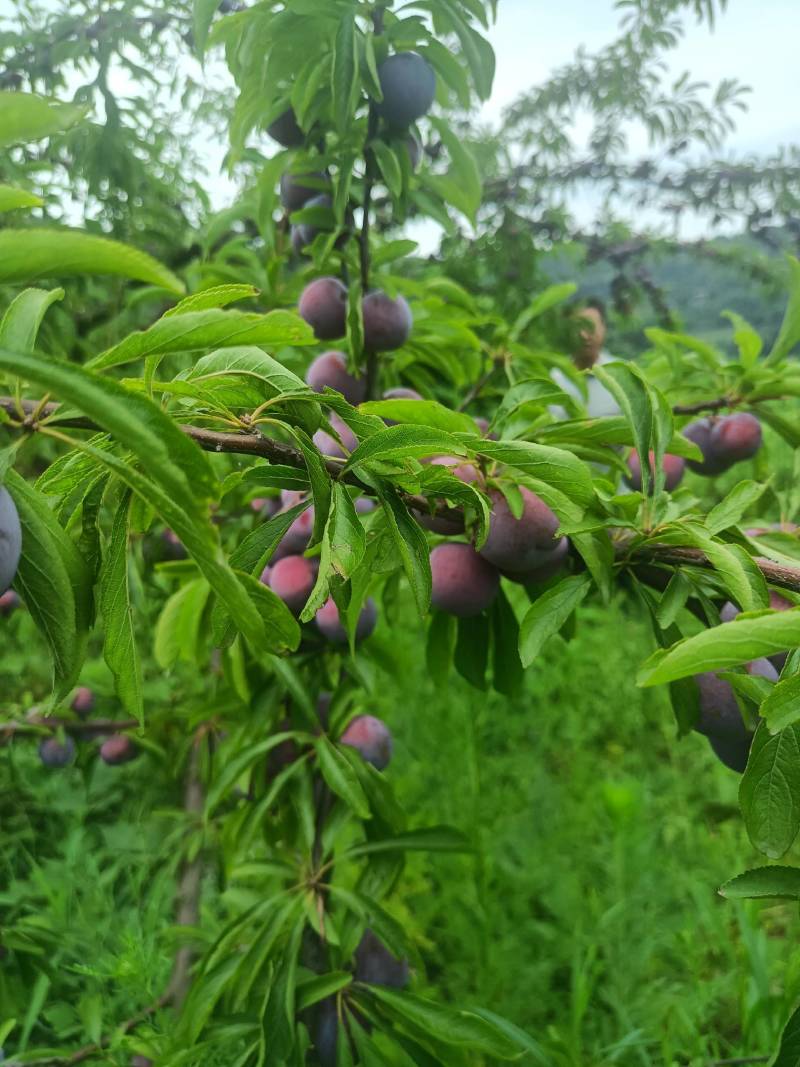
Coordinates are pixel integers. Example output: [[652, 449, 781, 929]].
[[428, 117, 481, 224], [772, 1002, 800, 1067], [0, 287, 64, 354], [100, 495, 143, 724], [5, 470, 91, 698], [519, 574, 592, 667], [722, 310, 763, 367], [193, 0, 224, 56], [0, 230, 183, 293], [371, 140, 403, 200], [347, 826, 473, 859], [376, 486, 432, 616], [164, 284, 259, 317], [90, 311, 313, 372], [475, 439, 594, 509], [0, 185, 43, 212], [719, 865, 800, 900], [296, 972, 353, 1012], [361, 987, 531, 1059], [315, 735, 371, 819], [593, 361, 654, 494], [154, 579, 211, 668], [205, 732, 302, 815], [638, 610, 800, 686], [455, 612, 489, 690], [491, 588, 523, 696], [705, 480, 768, 535], [426, 611, 456, 689], [762, 674, 800, 734], [740, 722, 800, 858], [331, 12, 359, 134], [343, 425, 468, 472], [359, 399, 477, 435], [509, 283, 577, 342], [0, 90, 86, 147], [767, 256, 800, 363], [301, 483, 366, 622]]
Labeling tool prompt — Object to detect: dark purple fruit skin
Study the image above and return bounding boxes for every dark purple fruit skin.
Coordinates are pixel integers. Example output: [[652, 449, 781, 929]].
[[99, 735, 138, 765], [354, 929, 409, 988], [306, 351, 365, 406], [430, 543, 500, 618], [711, 412, 762, 463], [267, 107, 304, 147], [314, 998, 339, 1067], [499, 537, 570, 585], [298, 277, 348, 341], [291, 193, 334, 250], [313, 414, 358, 458], [708, 733, 752, 773], [316, 596, 377, 645], [362, 290, 413, 352], [479, 488, 560, 576], [694, 659, 777, 740], [39, 736, 76, 768], [280, 170, 327, 212], [340, 715, 393, 770], [683, 418, 728, 475], [376, 52, 437, 128], [71, 686, 95, 719], [0, 487, 22, 595], [0, 589, 20, 616]]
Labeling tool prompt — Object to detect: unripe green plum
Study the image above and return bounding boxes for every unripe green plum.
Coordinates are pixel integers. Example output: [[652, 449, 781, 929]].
[[340, 715, 393, 770], [362, 290, 412, 351], [626, 450, 685, 492], [430, 542, 499, 617], [376, 52, 436, 128], [306, 350, 365, 406], [313, 414, 358, 458], [316, 596, 377, 644], [0, 487, 22, 594], [298, 277, 348, 341], [100, 735, 138, 765], [279, 170, 327, 212], [267, 555, 319, 615], [479, 488, 560, 575], [267, 107, 304, 147], [354, 929, 409, 988], [71, 686, 95, 719], [39, 736, 75, 768]]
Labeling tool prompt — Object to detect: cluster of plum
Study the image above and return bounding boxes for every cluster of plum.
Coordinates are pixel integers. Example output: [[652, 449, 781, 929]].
[[31, 687, 138, 770], [626, 411, 763, 491]]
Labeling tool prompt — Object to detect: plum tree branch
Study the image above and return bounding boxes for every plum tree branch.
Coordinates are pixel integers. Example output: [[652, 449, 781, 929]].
[[0, 717, 139, 741]]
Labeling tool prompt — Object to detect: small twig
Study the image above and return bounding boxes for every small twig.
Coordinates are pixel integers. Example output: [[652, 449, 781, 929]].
[[458, 355, 502, 412], [672, 397, 735, 416], [0, 717, 139, 741]]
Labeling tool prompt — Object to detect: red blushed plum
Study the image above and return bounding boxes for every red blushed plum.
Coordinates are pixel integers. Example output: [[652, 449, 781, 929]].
[[71, 686, 95, 719], [298, 277, 348, 341], [280, 489, 307, 510], [499, 536, 570, 585], [478, 488, 560, 575], [316, 596, 377, 645], [279, 170, 327, 212], [340, 715, 393, 770], [39, 736, 76, 768], [267, 107, 304, 147], [430, 542, 500, 617], [683, 418, 727, 475], [376, 52, 436, 128], [100, 735, 139, 765], [721, 591, 794, 671], [0, 589, 20, 616], [259, 564, 272, 586], [626, 450, 685, 492], [362, 290, 413, 352], [694, 659, 777, 739], [711, 412, 762, 463], [354, 929, 409, 988], [267, 555, 319, 615], [313, 414, 358, 458], [306, 350, 365, 405], [0, 486, 22, 594], [271, 507, 315, 562]]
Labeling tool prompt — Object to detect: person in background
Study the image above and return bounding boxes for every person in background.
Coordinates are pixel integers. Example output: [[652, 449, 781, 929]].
[[551, 298, 621, 418]]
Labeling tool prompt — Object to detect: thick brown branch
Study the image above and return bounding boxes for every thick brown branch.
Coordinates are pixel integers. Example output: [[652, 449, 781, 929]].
[[631, 545, 800, 594]]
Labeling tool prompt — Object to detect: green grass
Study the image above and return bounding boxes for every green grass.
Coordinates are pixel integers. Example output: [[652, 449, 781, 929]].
[[368, 595, 800, 1066]]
